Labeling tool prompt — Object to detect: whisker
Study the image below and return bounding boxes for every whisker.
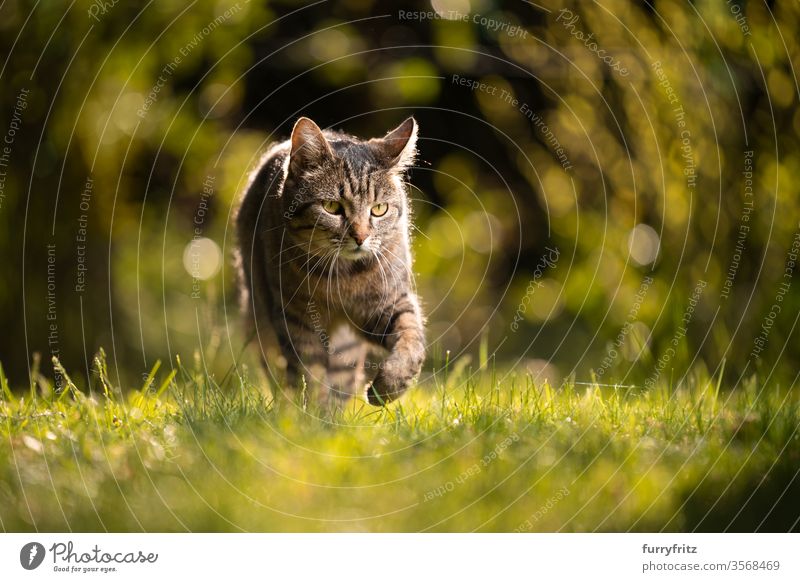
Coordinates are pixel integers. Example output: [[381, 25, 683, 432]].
[[409, 222, 431, 241]]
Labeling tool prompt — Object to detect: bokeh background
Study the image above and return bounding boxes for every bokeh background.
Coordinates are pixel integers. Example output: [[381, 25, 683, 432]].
[[2, 0, 799, 391]]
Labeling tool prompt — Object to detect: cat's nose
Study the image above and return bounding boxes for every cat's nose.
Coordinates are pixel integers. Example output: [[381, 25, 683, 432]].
[[352, 233, 367, 246]]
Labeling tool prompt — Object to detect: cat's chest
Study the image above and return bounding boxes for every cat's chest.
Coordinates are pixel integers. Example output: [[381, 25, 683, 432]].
[[308, 267, 388, 317]]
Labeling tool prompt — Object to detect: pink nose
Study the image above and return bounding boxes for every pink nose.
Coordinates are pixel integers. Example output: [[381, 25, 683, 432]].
[[352, 232, 367, 246]]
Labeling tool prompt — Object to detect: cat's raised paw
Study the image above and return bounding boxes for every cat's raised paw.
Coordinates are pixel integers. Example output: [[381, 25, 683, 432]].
[[366, 384, 388, 406], [366, 382, 404, 406]]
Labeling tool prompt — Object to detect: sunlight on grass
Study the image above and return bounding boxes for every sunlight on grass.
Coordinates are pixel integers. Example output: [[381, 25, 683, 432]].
[[0, 351, 798, 532]]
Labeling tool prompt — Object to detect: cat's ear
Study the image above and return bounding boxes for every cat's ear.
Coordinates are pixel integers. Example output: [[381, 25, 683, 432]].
[[370, 117, 418, 171], [289, 117, 333, 174]]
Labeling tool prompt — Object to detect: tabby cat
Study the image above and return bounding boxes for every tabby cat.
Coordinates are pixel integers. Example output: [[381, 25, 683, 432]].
[[235, 117, 425, 405]]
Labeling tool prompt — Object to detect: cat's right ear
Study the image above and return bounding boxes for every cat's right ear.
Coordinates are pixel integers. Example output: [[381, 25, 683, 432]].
[[289, 117, 333, 174]]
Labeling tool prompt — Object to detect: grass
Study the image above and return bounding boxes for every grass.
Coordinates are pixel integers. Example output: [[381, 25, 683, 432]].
[[1, 350, 799, 532]]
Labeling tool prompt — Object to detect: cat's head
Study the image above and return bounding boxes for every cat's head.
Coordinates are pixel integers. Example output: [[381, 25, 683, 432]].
[[281, 116, 418, 264]]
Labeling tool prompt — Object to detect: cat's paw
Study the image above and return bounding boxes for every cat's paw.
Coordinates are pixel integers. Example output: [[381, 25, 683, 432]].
[[366, 373, 405, 406], [366, 384, 387, 406]]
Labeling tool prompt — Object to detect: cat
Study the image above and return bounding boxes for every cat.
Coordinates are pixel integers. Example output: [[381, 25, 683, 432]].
[[235, 117, 426, 406]]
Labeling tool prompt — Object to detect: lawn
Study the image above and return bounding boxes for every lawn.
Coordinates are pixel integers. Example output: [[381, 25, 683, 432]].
[[1, 351, 798, 532]]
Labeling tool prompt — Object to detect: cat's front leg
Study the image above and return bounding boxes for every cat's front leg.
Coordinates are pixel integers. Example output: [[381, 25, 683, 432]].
[[364, 298, 426, 405], [325, 326, 367, 402], [274, 307, 329, 401]]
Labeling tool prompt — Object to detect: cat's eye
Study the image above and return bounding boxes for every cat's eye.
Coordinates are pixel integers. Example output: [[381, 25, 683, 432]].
[[322, 200, 342, 215], [371, 202, 389, 217]]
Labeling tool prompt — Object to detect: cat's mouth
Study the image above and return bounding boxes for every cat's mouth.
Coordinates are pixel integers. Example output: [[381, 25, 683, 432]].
[[338, 246, 373, 261], [327, 236, 379, 262]]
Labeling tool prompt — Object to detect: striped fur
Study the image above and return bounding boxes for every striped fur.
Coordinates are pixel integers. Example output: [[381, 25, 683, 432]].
[[235, 117, 425, 405]]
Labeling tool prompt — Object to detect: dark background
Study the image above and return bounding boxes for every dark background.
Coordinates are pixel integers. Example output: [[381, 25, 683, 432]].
[[1, 0, 798, 390]]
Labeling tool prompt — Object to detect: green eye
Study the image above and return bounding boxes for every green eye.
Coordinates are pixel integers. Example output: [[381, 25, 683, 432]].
[[322, 200, 342, 214], [371, 202, 388, 217]]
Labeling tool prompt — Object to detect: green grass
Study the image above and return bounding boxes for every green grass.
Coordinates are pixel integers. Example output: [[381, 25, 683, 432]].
[[1, 350, 798, 532]]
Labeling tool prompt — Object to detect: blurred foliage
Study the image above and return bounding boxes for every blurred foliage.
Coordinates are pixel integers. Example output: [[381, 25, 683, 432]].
[[1, 0, 800, 389]]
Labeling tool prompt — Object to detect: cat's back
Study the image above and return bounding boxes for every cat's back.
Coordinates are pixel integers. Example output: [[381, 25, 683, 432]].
[[236, 141, 291, 239], [243, 141, 290, 205]]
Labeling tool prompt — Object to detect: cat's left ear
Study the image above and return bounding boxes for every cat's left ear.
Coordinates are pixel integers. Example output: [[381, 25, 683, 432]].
[[370, 117, 418, 171]]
